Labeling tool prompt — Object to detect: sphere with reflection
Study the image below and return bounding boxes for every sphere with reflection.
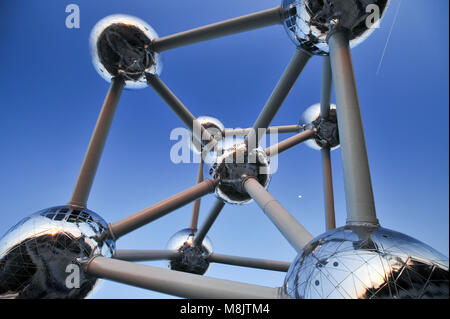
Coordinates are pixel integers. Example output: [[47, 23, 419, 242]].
[[166, 229, 213, 275], [90, 15, 161, 89], [282, 0, 390, 55], [284, 226, 449, 299], [210, 143, 271, 205], [191, 116, 225, 162], [300, 103, 339, 150], [0, 206, 115, 299]]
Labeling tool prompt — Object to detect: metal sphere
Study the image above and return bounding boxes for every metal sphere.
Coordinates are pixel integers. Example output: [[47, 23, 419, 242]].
[[90, 14, 161, 89], [0, 206, 115, 299], [284, 226, 449, 299], [210, 143, 271, 205], [300, 103, 340, 150], [282, 0, 390, 55], [166, 228, 213, 275], [191, 116, 225, 156]]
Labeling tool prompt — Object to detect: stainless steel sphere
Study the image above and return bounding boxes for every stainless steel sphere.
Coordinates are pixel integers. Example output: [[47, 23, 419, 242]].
[[191, 116, 225, 156], [0, 206, 115, 299], [301, 103, 340, 150], [282, 0, 390, 55], [284, 226, 449, 299], [166, 229, 213, 275], [210, 143, 271, 205], [90, 14, 161, 89]]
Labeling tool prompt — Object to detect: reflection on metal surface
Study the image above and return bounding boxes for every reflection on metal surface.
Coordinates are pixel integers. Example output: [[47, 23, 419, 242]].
[[90, 15, 161, 89], [0, 206, 115, 299], [284, 226, 449, 299], [166, 229, 213, 275], [282, 0, 390, 55], [301, 103, 340, 150], [210, 143, 271, 205], [191, 116, 225, 156]]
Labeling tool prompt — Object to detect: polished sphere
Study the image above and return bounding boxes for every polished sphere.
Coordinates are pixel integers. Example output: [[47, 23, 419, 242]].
[[284, 226, 449, 299], [191, 116, 225, 157], [90, 15, 161, 89], [166, 229, 213, 275], [0, 206, 115, 299], [282, 0, 390, 55], [300, 103, 340, 150], [210, 143, 271, 205]]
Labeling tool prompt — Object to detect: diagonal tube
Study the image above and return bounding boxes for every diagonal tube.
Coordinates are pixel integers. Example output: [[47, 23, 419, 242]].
[[328, 30, 379, 226], [265, 129, 315, 157], [208, 253, 291, 272], [69, 77, 125, 208], [146, 74, 217, 150], [108, 178, 219, 239], [193, 199, 225, 247], [244, 177, 314, 252], [223, 124, 301, 137], [113, 250, 180, 262], [152, 6, 287, 52], [83, 256, 285, 299], [190, 159, 205, 232], [246, 49, 311, 146], [320, 56, 336, 231]]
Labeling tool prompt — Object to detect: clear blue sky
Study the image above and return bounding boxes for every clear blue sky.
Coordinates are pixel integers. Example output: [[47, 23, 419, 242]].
[[0, 0, 448, 299]]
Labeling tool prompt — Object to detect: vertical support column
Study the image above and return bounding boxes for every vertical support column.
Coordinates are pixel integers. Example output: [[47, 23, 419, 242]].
[[190, 159, 204, 232], [320, 56, 336, 231], [69, 77, 125, 208], [328, 30, 379, 226]]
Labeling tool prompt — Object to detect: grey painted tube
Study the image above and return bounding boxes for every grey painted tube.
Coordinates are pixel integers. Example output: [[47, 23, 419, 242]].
[[108, 179, 219, 239], [328, 30, 379, 227], [84, 256, 285, 299], [208, 253, 291, 272], [152, 6, 286, 52], [69, 77, 125, 208], [244, 177, 314, 252]]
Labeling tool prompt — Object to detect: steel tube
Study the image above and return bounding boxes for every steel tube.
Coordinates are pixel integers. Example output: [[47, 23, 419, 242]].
[[244, 178, 314, 252], [223, 125, 301, 137], [320, 56, 336, 231], [208, 253, 291, 272], [320, 56, 333, 118], [113, 250, 180, 262], [69, 77, 125, 208], [321, 147, 336, 230], [190, 160, 204, 231], [108, 179, 219, 239], [328, 30, 379, 226], [152, 6, 286, 52], [193, 199, 225, 247], [265, 129, 315, 157], [146, 74, 216, 149], [247, 49, 311, 146], [84, 256, 284, 299]]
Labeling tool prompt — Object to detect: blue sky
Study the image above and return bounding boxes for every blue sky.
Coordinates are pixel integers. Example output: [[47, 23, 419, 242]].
[[0, 0, 448, 299]]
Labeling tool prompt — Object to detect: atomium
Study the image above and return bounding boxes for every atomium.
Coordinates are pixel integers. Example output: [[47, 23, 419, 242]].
[[282, 0, 390, 55], [0, 206, 115, 299], [190, 116, 225, 155], [284, 226, 449, 299], [90, 14, 161, 89], [301, 103, 340, 150], [0, 2, 448, 300], [166, 229, 213, 275], [210, 143, 271, 205]]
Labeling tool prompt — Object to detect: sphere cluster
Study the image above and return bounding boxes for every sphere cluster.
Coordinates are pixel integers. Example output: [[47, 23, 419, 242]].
[[284, 226, 449, 299], [210, 143, 271, 205], [166, 229, 213, 275], [90, 15, 162, 89], [0, 206, 115, 299], [282, 0, 390, 55]]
